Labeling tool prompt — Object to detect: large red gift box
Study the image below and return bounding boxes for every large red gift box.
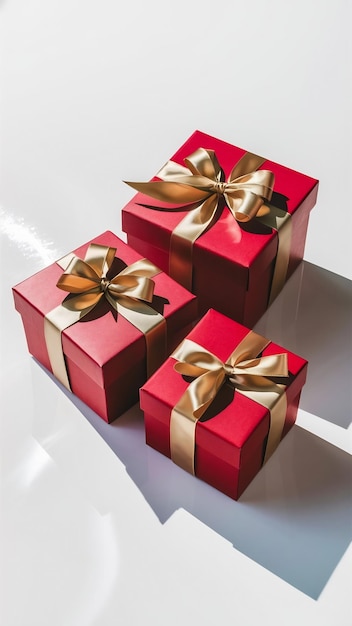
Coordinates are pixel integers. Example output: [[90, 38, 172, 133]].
[[140, 309, 308, 499], [122, 130, 318, 327], [13, 231, 198, 422]]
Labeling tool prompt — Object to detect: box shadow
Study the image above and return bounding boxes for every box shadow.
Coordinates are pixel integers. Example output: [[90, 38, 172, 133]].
[[254, 261, 352, 429], [61, 397, 352, 601], [30, 260, 352, 600]]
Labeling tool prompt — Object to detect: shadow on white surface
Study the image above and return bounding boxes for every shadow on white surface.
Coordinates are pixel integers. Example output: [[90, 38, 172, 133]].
[[52, 397, 351, 602], [28, 258, 352, 601], [255, 261, 352, 429]]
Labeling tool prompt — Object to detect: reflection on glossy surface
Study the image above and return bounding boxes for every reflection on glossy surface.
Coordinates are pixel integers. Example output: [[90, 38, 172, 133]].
[[0, 208, 58, 266], [11, 439, 51, 489], [220, 211, 243, 242]]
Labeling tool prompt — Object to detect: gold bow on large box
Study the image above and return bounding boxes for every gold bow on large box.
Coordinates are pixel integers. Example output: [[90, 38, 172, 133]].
[[170, 331, 289, 475], [44, 243, 166, 391], [126, 148, 292, 302]]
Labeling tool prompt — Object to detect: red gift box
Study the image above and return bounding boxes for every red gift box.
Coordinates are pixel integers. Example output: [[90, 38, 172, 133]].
[[13, 231, 198, 422], [140, 309, 308, 499], [122, 130, 318, 327]]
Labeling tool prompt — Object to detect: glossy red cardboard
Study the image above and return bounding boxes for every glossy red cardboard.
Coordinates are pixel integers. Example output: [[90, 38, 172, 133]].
[[122, 131, 318, 326], [140, 309, 308, 499], [13, 231, 198, 422]]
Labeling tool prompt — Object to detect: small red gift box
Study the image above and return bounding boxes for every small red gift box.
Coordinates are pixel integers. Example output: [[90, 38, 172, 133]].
[[140, 309, 308, 499], [13, 231, 198, 422], [122, 130, 318, 327]]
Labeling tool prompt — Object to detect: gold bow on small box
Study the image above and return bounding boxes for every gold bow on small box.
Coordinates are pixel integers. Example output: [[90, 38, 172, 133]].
[[170, 332, 289, 476], [126, 148, 292, 302], [44, 243, 166, 391]]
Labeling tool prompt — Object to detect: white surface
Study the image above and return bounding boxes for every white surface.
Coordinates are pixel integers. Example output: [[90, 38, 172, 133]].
[[1, 1, 351, 625]]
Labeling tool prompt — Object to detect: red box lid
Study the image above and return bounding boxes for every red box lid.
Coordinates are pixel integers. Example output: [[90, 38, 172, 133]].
[[13, 231, 198, 389]]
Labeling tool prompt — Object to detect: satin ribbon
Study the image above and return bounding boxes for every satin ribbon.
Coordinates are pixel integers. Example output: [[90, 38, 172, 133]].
[[125, 148, 291, 299], [170, 332, 289, 475], [44, 243, 166, 390]]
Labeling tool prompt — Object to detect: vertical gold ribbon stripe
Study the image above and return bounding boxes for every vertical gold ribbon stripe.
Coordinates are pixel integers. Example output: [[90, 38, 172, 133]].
[[259, 205, 293, 305], [44, 306, 85, 389], [170, 331, 289, 475], [125, 148, 291, 300]]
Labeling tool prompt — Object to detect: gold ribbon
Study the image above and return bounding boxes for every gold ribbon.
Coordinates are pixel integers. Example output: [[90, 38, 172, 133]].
[[170, 332, 289, 475], [44, 243, 166, 390], [125, 148, 291, 300]]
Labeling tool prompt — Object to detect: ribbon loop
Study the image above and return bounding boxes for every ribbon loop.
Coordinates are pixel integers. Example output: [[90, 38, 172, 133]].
[[56, 248, 157, 313], [170, 332, 289, 474], [44, 244, 166, 392], [125, 148, 291, 302]]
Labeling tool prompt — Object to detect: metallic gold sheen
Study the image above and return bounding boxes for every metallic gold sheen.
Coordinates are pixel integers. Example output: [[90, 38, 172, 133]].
[[259, 206, 293, 305], [44, 244, 165, 391], [170, 332, 289, 475], [125, 149, 291, 301]]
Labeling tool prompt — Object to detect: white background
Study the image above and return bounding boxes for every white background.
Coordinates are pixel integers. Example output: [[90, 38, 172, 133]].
[[1, 1, 351, 625]]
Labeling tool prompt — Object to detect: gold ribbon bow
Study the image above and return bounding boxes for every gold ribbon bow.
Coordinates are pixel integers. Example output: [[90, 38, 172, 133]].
[[44, 243, 166, 390], [170, 332, 289, 475], [125, 148, 291, 301]]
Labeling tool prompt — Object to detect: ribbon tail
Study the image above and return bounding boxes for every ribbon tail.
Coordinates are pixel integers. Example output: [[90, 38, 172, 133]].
[[125, 180, 208, 204]]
